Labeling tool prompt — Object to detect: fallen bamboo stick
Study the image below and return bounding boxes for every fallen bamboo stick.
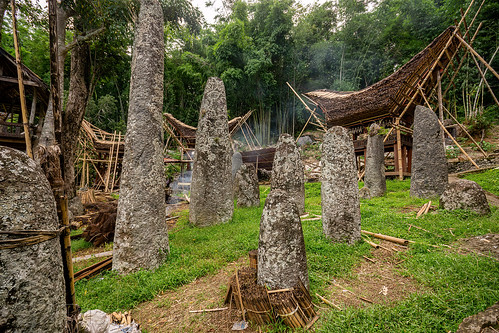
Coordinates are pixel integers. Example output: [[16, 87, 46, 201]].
[[363, 238, 379, 249], [315, 293, 342, 310], [268, 288, 294, 294], [423, 200, 432, 215], [361, 230, 413, 245], [416, 202, 429, 219], [305, 315, 320, 330], [363, 256, 376, 263], [189, 307, 228, 313]]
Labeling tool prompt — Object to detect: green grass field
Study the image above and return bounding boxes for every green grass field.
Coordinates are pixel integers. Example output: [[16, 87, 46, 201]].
[[75, 178, 498, 332]]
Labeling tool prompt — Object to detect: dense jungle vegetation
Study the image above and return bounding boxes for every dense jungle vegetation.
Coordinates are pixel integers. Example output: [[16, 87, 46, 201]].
[[1, 0, 498, 142]]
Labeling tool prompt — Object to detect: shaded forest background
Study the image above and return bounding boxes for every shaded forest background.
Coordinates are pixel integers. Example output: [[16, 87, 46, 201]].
[[1, 0, 498, 144]]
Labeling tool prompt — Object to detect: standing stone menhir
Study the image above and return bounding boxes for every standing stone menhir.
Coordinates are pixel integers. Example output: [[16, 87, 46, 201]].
[[0, 147, 66, 332], [257, 189, 309, 290], [410, 105, 448, 198], [321, 126, 361, 244], [190, 77, 234, 227], [270, 133, 305, 215], [113, 0, 169, 275], [363, 123, 386, 197], [234, 163, 260, 207]]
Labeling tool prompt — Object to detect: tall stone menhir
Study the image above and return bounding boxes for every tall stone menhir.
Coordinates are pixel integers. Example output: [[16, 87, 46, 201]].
[[113, 0, 169, 274], [410, 105, 448, 198], [257, 189, 309, 289], [0, 147, 66, 332], [321, 126, 361, 244], [270, 134, 305, 215], [363, 123, 386, 197], [190, 77, 234, 226]]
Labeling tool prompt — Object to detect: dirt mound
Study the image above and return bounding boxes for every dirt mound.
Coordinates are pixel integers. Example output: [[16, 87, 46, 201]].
[[459, 234, 499, 260]]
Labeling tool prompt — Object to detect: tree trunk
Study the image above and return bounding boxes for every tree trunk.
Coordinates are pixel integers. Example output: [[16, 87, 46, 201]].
[[62, 34, 90, 197], [112, 0, 169, 274], [0, 0, 8, 42]]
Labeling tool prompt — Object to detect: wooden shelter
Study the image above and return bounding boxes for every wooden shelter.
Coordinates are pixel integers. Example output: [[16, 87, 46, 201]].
[[303, 15, 491, 178], [77, 119, 124, 193], [0, 47, 49, 151]]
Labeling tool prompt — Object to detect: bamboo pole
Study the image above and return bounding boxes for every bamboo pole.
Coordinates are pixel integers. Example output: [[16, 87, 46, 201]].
[[11, 0, 33, 158], [235, 269, 246, 322], [296, 111, 314, 143], [437, 71, 445, 150], [454, 34, 499, 81], [104, 131, 117, 192], [441, 105, 487, 157], [438, 119, 479, 168], [361, 230, 413, 246], [286, 82, 327, 132], [469, 52, 499, 109], [110, 132, 121, 192]]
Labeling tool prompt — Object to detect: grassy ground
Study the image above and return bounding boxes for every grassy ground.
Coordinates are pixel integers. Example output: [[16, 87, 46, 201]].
[[462, 168, 499, 196], [75, 179, 498, 332]]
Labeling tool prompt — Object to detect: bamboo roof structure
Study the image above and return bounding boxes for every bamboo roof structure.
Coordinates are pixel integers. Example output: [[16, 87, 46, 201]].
[[304, 26, 462, 128], [163, 112, 243, 149]]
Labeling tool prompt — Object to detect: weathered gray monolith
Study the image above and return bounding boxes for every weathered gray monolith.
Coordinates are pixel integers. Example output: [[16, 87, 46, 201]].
[[440, 179, 491, 215], [321, 126, 361, 244], [232, 152, 243, 177], [270, 134, 305, 214], [234, 164, 260, 207], [190, 77, 234, 227], [113, 0, 169, 274], [363, 123, 386, 197], [0, 147, 66, 332], [410, 105, 448, 198], [257, 189, 309, 289]]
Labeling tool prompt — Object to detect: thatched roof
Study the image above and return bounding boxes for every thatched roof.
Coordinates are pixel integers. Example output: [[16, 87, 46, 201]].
[[304, 26, 461, 127]]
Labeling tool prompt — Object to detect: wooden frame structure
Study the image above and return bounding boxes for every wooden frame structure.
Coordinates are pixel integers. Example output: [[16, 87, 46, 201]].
[[76, 120, 124, 193], [0, 47, 49, 152]]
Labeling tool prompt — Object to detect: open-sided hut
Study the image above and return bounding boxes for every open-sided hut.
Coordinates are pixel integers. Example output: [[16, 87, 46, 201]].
[[304, 27, 462, 178], [0, 47, 49, 151]]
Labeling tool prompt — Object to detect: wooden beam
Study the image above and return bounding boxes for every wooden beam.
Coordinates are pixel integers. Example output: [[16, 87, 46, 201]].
[[0, 75, 42, 87]]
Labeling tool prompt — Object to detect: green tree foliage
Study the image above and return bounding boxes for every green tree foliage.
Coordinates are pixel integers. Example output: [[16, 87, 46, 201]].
[[1, 0, 497, 136]]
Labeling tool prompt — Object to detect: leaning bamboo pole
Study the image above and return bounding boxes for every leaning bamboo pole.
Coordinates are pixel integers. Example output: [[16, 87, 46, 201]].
[[454, 34, 499, 81], [286, 82, 327, 132], [10, 0, 33, 158]]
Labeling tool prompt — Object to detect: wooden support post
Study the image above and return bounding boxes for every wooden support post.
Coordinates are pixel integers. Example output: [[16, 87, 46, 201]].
[[437, 71, 445, 149], [60, 196, 76, 314], [396, 124, 403, 180], [29, 90, 37, 125], [110, 132, 121, 192], [11, 0, 33, 158]]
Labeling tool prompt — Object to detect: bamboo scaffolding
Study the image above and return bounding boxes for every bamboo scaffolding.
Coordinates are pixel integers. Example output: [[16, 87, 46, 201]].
[[109, 132, 122, 192]]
